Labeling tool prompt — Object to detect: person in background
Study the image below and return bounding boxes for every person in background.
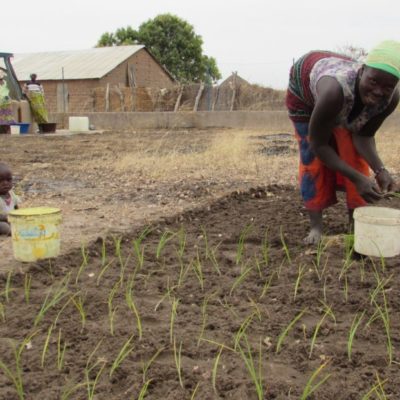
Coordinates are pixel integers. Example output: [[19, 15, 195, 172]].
[[24, 73, 49, 124], [0, 70, 16, 125], [286, 40, 400, 244], [0, 163, 20, 236]]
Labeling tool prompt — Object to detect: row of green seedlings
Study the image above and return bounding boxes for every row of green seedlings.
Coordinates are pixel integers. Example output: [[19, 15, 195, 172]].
[[0, 278, 393, 400], [199, 287, 394, 399], [0, 225, 393, 398], [96, 226, 392, 398], [0, 228, 156, 399]]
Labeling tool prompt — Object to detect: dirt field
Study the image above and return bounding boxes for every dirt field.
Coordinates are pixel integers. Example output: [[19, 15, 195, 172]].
[[0, 128, 400, 399]]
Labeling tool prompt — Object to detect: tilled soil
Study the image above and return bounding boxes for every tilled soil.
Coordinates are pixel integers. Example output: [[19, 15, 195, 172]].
[[0, 186, 400, 399]]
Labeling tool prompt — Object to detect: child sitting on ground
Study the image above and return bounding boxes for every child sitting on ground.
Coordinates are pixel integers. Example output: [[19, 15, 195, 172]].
[[0, 163, 20, 236]]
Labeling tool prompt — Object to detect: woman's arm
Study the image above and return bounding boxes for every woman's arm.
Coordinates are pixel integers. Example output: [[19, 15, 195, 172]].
[[352, 89, 399, 191]]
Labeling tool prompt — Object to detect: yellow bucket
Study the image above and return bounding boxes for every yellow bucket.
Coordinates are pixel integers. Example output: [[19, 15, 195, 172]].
[[8, 207, 62, 262]]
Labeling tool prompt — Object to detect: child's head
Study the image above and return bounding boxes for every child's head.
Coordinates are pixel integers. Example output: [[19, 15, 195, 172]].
[[0, 163, 12, 195]]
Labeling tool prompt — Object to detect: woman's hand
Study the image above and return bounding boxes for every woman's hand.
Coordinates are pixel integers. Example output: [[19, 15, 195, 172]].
[[354, 175, 383, 202], [375, 168, 395, 192]]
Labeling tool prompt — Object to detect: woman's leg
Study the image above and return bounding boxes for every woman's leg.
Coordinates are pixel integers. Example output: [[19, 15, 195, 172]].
[[293, 122, 336, 244]]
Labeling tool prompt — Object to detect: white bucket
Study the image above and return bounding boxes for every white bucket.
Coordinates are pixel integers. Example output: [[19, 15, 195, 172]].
[[354, 206, 400, 258], [10, 125, 20, 135], [69, 116, 89, 132]]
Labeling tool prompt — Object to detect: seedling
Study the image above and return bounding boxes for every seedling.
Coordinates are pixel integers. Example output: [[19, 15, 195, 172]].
[[347, 311, 365, 361], [209, 244, 222, 276], [24, 274, 32, 304], [71, 294, 86, 331], [197, 293, 215, 347], [212, 346, 223, 393], [34, 274, 71, 327], [237, 335, 263, 400], [230, 264, 253, 296], [373, 295, 393, 365], [133, 240, 146, 271], [309, 302, 336, 358], [75, 243, 89, 284], [109, 335, 135, 377], [41, 324, 54, 368], [0, 303, 5, 322], [4, 271, 13, 303], [300, 361, 331, 399], [173, 336, 184, 388], [96, 259, 115, 286], [236, 224, 253, 265], [170, 297, 179, 344], [361, 372, 388, 399], [259, 271, 277, 300], [156, 230, 175, 259], [280, 226, 291, 264], [61, 382, 86, 400], [57, 329, 67, 370], [125, 275, 142, 339], [192, 251, 204, 291], [137, 379, 153, 400], [0, 330, 38, 400], [113, 235, 131, 282], [190, 382, 201, 400], [234, 311, 258, 350], [177, 254, 191, 287], [85, 359, 106, 400], [176, 226, 186, 258], [276, 308, 307, 353], [312, 238, 330, 280], [342, 234, 354, 271], [101, 237, 107, 266], [200, 226, 211, 260], [293, 263, 307, 300], [85, 340, 105, 400], [108, 281, 121, 336], [261, 229, 270, 267], [142, 347, 164, 383], [132, 226, 152, 270]]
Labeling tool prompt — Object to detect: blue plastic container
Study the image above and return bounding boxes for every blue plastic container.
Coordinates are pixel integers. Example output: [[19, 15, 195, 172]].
[[16, 123, 30, 134]]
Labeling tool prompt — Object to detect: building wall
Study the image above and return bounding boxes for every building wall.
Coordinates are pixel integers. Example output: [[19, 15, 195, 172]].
[[100, 49, 175, 88], [20, 49, 175, 114]]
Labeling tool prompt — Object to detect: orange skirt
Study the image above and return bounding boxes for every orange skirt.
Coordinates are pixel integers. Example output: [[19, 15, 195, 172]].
[[293, 122, 369, 210]]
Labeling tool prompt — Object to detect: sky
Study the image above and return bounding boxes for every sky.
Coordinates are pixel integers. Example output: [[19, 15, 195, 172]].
[[2, 0, 400, 89]]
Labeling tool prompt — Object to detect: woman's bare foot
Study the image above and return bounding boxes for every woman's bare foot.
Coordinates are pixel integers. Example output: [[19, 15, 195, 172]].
[[304, 227, 322, 244], [304, 210, 323, 245]]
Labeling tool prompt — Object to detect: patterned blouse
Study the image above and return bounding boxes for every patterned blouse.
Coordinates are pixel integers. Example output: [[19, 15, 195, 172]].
[[309, 57, 391, 133]]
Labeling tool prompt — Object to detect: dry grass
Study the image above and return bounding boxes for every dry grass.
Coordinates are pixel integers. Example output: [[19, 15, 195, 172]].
[[376, 130, 400, 173], [113, 123, 400, 190], [114, 129, 298, 186]]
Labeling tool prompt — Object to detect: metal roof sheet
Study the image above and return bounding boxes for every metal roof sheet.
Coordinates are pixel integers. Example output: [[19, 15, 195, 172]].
[[12, 45, 145, 81]]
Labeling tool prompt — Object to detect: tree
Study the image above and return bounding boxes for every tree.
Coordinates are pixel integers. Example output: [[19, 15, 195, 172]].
[[96, 14, 221, 83]]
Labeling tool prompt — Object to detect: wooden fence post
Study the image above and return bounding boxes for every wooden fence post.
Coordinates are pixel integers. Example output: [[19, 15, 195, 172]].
[[230, 72, 237, 112], [105, 83, 110, 112], [193, 82, 205, 112], [211, 85, 219, 111], [174, 85, 184, 112]]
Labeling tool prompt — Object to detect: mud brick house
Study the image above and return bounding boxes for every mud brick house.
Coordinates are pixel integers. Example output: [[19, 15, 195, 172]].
[[12, 45, 175, 113]]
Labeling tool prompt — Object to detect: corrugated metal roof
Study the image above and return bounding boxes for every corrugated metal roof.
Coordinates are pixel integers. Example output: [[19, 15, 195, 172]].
[[12, 45, 145, 81]]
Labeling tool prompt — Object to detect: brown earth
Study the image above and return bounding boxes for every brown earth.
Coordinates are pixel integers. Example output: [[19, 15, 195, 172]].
[[0, 130, 399, 399]]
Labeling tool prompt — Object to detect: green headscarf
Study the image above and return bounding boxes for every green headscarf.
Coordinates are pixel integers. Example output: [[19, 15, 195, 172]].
[[365, 40, 400, 79]]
